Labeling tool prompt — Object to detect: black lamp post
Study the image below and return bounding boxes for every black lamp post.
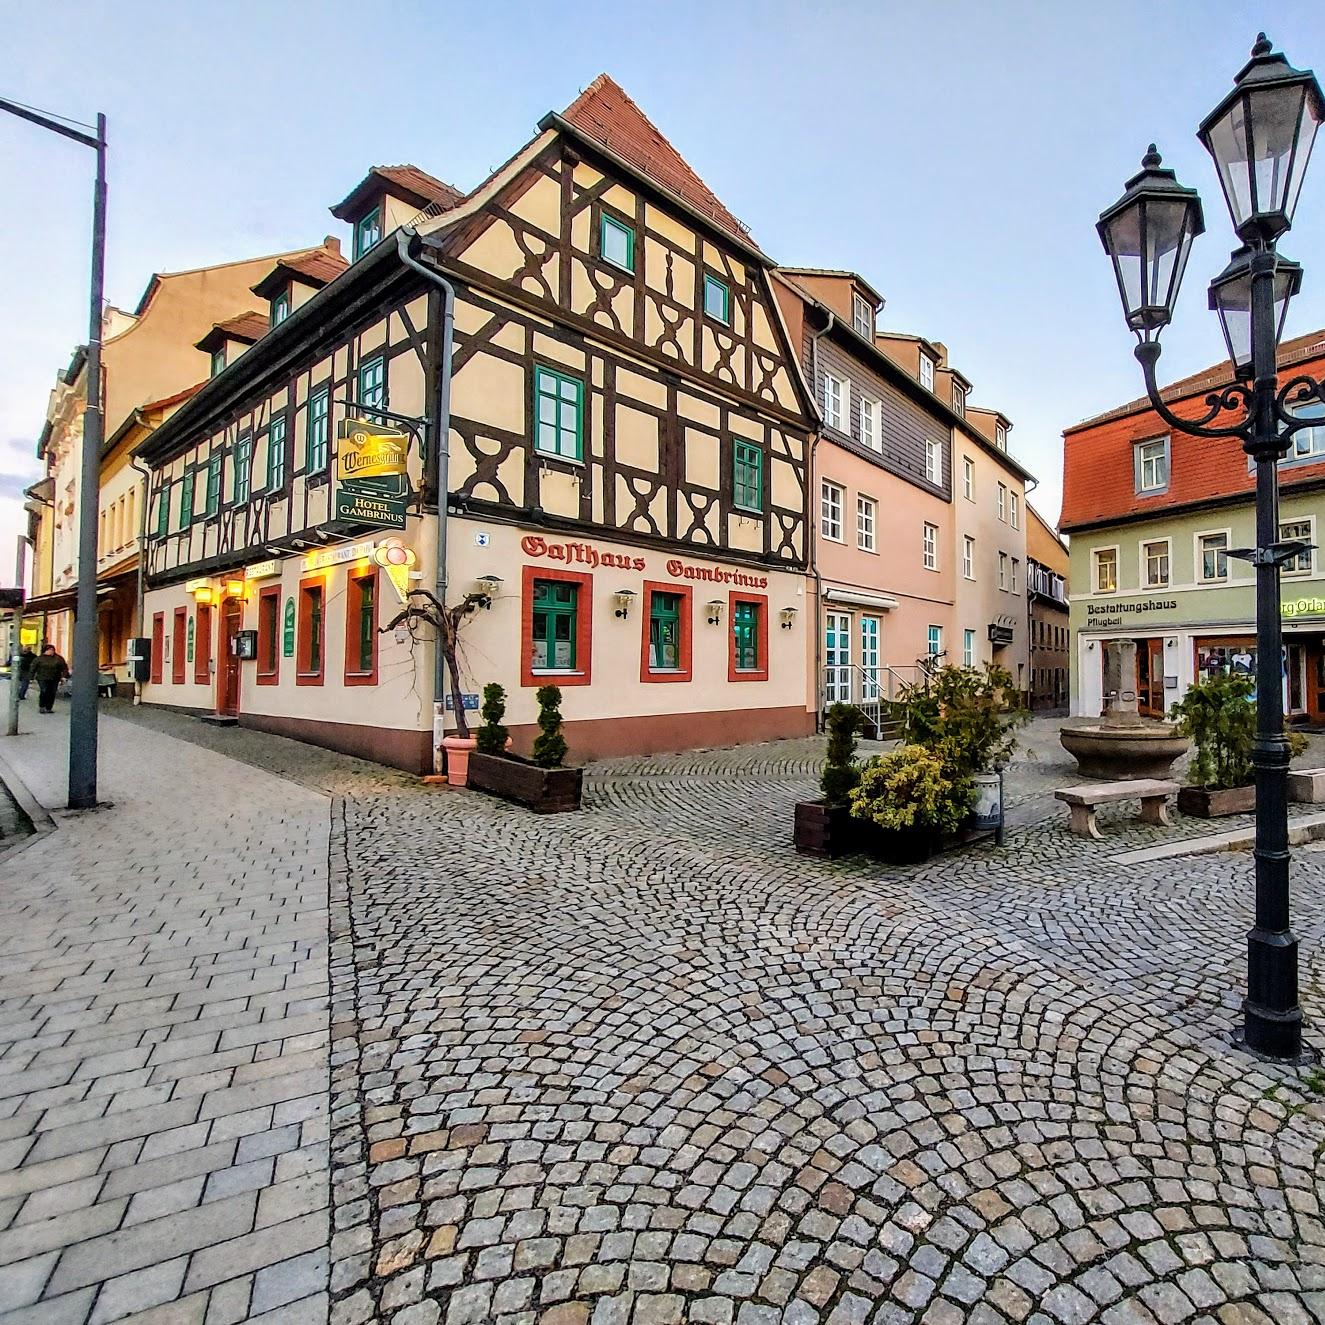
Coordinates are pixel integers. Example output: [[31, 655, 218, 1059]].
[[1097, 34, 1325, 1062]]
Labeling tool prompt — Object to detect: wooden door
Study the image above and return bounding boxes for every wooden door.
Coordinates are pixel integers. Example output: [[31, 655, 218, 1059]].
[[218, 598, 242, 717], [1309, 642, 1325, 725], [1138, 639, 1165, 717]]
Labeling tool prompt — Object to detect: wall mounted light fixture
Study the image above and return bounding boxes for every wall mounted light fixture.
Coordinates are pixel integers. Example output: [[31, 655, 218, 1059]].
[[474, 574, 502, 609], [779, 606, 798, 631], [613, 589, 636, 619], [706, 599, 724, 625]]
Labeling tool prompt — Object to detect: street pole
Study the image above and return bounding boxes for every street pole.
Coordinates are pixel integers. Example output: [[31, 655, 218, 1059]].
[[6, 535, 28, 737], [0, 98, 107, 808], [68, 113, 107, 809], [1243, 248, 1300, 1058]]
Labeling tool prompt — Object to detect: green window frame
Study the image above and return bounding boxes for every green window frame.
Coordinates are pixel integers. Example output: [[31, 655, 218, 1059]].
[[649, 592, 682, 671], [531, 579, 578, 670], [703, 273, 730, 324], [271, 290, 290, 326], [733, 601, 760, 671], [267, 415, 287, 491], [600, 213, 635, 273], [210, 347, 225, 378], [234, 435, 252, 504], [733, 441, 762, 512], [533, 366, 583, 462], [156, 483, 170, 538], [204, 453, 221, 516], [308, 587, 324, 673], [306, 387, 330, 473], [354, 207, 381, 261], [357, 354, 386, 420], [178, 470, 195, 529]]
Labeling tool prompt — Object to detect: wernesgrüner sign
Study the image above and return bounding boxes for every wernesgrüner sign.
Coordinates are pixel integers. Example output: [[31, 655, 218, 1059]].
[[334, 419, 408, 529]]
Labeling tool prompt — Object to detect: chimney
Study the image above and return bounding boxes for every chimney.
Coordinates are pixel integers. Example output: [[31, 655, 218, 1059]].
[[323, 235, 342, 256]]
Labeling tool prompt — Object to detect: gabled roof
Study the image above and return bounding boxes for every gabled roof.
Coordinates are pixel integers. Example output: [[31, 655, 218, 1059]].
[[330, 165, 464, 222], [250, 244, 348, 300], [550, 74, 751, 245], [779, 267, 884, 310], [194, 312, 269, 354]]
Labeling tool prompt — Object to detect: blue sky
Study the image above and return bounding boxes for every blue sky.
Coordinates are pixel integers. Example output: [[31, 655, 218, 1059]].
[[3, 0, 1324, 578]]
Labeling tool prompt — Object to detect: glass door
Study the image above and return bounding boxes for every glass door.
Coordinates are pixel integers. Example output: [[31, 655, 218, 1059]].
[[860, 616, 880, 701], [824, 612, 852, 704]]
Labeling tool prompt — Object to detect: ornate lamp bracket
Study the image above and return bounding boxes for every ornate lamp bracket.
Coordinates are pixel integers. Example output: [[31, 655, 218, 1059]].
[[1133, 341, 1254, 440], [1274, 375, 1325, 432]]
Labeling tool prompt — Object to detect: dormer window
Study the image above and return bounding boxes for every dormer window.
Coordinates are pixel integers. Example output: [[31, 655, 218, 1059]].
[[919, 354, 935, 392], [354, 207, 382, 261], [952, 382, 966, 417], [271, 289, 291, 327], [995, 422, 1007, 450], [852, 292, 873, 338], [210, 347, 226, 378]]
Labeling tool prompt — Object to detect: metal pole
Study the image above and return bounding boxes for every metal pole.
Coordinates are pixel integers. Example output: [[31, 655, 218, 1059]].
[[68, 113, 106, 809], [1243, 246, 1301, 1060], [6, 536, 27, 737]]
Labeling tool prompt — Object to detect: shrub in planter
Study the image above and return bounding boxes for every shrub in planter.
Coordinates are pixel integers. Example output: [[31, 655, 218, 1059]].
[[901, 662, 1027, 779], [476, 683, 510, 755], [849, 744, 975, 862], [468, 680, 582, 814], [795, 703, 863, 857], [532, 684, 569, 769]]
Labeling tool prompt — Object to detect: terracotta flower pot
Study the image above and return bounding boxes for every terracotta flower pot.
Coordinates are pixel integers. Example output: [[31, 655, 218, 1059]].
[[441, 736, 479, 787]]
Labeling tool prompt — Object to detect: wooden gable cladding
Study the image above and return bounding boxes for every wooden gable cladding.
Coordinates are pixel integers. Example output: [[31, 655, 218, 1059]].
[[446, 280, 807, 569], [145, 291, 432, 584], [438, 143, 805, 424]]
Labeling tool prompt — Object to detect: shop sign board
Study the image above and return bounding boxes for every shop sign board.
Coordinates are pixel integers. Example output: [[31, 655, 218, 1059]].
[[334, 419, 408, 529], [244, 559, 280, 581], [282, 598, 296, 658]]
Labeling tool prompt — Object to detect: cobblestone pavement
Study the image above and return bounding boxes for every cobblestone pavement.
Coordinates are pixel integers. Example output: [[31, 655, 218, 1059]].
[[0, 698, 333, 1323], [81, 707, 1325, 1322]]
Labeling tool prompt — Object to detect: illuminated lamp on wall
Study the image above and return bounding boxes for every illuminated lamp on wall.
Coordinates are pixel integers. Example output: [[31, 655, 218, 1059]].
[[224, 579, 245, 598], [706, 599, 724, 625], [185, 578, 214, 604], [613, 589, 636, 619]]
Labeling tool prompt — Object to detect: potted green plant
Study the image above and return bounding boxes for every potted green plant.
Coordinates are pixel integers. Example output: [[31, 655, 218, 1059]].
[[467, 682, 583, 813], [848, 744, 976, 863], [795, 703, 863, 857], [1169, 673, 1306, 817]]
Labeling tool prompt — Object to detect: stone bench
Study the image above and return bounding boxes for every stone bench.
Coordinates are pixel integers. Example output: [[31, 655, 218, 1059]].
[[1053, 779, 1179, 840], [1289, 767, 1325, 804]]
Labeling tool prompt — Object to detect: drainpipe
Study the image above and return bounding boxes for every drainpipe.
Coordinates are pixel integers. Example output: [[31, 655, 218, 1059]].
[[130, 438, 153, 705], [808, 309, 834, 731], [395, 228, 456, 774]]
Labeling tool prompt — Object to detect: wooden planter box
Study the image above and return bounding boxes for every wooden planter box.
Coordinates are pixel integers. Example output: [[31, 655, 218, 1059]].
[[794, 800, 857, 857], [1177, 783, 1255, 818], [856, 820, 944, 864], [467, 750, 582, 814]]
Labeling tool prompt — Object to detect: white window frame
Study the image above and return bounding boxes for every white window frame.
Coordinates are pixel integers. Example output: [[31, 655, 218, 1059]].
[[1140, 536, 1172, 590], [859, 396, 880, 453], [962, 455, 974, 502], [1135, 436, 1170, 494], [923, 521, 939, 571], [962, 535, 975, 580], [927, 625, 943, 659], [963, 628, 975, 668], [823, 373, 845, 432], [1195, 527, 1232, 583], [925, 438, 941, 485], [1094, 545, 1119, 594], [852, 292, 873, 338], [997, 482, 1007, 522], [952, 382, 966, 417], [1279, 515, 1316, 576], [995, 423, 1007, 450], [856, 494, 877, 552], [820, 480, 844, 542], [998, 551, 1008, 590], [1011, 557, 1020, 594], [919, 354, 935, 392], [1009, 492, 1020, 530]]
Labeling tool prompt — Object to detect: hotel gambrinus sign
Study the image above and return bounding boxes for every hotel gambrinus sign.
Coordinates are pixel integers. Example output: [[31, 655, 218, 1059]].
[[334, 419, 408, 529]]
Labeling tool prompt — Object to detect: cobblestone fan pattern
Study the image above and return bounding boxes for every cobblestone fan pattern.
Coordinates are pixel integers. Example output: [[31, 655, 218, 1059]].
[[0, 708, 333, 1323]]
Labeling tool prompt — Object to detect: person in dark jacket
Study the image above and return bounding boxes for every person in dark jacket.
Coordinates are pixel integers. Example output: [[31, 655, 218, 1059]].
[[31, 645, 69, 714], [15, 645, 36, 700]]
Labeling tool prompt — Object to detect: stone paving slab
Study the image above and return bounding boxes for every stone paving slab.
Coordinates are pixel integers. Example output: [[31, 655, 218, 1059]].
[[0, 695, 332, 1323]]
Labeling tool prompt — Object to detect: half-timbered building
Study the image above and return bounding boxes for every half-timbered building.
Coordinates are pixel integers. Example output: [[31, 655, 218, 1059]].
[[136, 76, 817, 770]]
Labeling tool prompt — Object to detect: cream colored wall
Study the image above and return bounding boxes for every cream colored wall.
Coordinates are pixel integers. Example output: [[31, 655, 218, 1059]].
[[98, 446, 144, 572]]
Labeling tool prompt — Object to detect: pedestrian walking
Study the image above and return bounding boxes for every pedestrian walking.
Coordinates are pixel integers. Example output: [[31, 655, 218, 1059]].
[[15, 644, 36, 701], [31, 644, 69, 714]]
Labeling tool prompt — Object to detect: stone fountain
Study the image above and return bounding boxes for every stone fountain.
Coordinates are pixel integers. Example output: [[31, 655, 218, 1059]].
[[1060, 640, 1190, 779]]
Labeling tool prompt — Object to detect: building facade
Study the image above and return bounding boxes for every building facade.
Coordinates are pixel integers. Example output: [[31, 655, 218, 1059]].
[[135, 76, 818, 770], [1025, 502, 1069, 711], [1061, 330, 1325, 720]]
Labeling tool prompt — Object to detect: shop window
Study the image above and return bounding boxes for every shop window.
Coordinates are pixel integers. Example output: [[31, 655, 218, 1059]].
[[194, 603, 212, 684], [533, 366, 583, 461], [345, 570, 379, 685], [728, 592, 768, 682], [297, 578, 325, 685], [257, 586, 280, 685], [172, 607, 187, 684], [150, 612, 164, 685], [521, 566, 592, 687], [641, 583, 692, 683]]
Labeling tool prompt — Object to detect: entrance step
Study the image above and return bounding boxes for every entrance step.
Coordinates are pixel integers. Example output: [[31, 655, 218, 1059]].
[[200, 714, 239, 727]]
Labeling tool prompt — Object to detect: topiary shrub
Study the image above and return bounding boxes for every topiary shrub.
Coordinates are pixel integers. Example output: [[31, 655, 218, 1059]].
[[820, 703, 863, 806], [849, 745, 975, 839], [476, 682, 509, 755], [531, 684, 568, 768]]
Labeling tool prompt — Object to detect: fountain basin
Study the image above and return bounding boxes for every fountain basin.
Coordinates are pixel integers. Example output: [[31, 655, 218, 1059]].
[[1060, 722, 1189, 780]]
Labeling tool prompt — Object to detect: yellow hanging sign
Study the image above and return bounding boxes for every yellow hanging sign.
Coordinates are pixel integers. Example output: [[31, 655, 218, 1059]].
[[336, 419, 409, 482]]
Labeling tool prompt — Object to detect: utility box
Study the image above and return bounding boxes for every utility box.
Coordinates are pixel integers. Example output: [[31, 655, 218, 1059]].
[[234, 630, 258, 660], [126, 637, 152, 682]]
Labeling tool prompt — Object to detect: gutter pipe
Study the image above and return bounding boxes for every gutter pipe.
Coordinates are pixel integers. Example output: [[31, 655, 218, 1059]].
[[808, 309, 834, 731]]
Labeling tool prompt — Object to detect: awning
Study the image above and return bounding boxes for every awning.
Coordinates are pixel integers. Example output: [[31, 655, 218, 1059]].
[[822, 586, 900, 610], [22, 570, 136, 617]]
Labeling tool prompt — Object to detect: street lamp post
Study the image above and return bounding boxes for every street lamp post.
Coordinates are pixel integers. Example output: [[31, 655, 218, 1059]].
[[0, 99, 107, 809], [1097, 34, 1325, 1062]]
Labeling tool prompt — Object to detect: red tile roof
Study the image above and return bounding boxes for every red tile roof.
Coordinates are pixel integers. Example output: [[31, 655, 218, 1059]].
[[193, 311, 269, 352], [330, 165, 464, 221], [559, 74, 751, 243], [1060, 331, 1325, 532], [250, 244, 348, 299]]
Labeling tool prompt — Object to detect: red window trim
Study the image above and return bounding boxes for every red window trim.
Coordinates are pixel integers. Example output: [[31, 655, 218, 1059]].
[[150, 612, 164, 685], [171, 606, 187, 685], [639, 580, 693, 684], [297, 576, 325, 686], [344, 568, 379, 687], [256, 585, 281, 685], [520, 564, 593, 688], [728, 590, 769, 683], [193, 602, 212, 685]]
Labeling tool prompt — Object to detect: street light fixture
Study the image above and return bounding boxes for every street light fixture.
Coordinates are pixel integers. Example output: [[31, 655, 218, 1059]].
[[1097, 33, 1325, 1062]]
